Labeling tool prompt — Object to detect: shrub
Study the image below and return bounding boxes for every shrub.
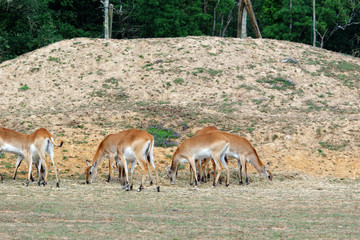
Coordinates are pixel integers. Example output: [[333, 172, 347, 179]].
[[146, 122, 180, 147]]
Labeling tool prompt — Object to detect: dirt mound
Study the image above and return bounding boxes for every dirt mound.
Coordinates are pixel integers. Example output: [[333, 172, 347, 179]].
[[0, 36, 359, 180]]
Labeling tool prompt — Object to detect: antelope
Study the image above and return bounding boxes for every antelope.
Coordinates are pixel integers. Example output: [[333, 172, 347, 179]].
[[167, 131, 230, 187], [13, 152, 47, 183], [85, 129, 159, 192], [193, 126, 219, 181], [85, 129, 134, 184], [0, 127, 63, 187], [195, 126, 273, 184]]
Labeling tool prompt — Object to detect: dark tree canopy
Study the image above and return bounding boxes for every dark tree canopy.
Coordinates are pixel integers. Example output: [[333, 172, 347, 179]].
[[0, 0, 359, 62]]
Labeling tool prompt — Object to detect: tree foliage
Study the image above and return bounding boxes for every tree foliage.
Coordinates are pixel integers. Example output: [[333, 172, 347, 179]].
[[0, 0, 359, 63]]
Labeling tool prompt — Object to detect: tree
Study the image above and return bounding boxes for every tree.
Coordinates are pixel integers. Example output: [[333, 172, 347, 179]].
[[103, 0, 110, 39], [136, 0, 205, 37], [259, 0, 313, 43], [315, 0, 360, 49], [0, 0, 61, 61], [313, 0, 316, 46]]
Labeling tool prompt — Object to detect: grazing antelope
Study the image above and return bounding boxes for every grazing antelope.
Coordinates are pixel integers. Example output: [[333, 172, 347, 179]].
[[0, 127, 63, 187], [13, 153, 47, 184], [195, 126, 272, 184], [85, 129, 159, 192], [85, 129, 134, 184], [193, 126, 219, 181], [167, 131, 230, 187]]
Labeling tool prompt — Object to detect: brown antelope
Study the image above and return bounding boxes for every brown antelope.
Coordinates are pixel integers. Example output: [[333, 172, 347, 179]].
[[195, 126, 273, 184], [13, 152, 47, 183], [167, 131, 230, 187], [85, 129, 134, 184], [0, 127, 63, 187], [85, 129, 159, 192], [193, 126, 219, 181]]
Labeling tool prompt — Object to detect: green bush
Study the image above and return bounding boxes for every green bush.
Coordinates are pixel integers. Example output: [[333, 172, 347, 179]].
[[146, 122, 180, 147]]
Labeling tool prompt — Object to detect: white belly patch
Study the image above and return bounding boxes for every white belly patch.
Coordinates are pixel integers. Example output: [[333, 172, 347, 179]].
[[2, 144, 24, 156], [123, 147, 137, 162], [194, 149, 212, 160]]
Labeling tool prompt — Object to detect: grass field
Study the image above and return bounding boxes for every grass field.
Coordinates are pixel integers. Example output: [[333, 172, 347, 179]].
[[0, 172, 359, 239]]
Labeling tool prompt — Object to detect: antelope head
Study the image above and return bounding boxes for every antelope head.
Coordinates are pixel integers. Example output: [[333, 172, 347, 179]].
[[263, 166, 273, 181], [166, 165, 177, 184], [85, 160, 98, 184]]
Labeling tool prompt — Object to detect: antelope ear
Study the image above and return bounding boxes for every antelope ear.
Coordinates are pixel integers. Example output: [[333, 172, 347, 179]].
[[86, 160, 91, 167]]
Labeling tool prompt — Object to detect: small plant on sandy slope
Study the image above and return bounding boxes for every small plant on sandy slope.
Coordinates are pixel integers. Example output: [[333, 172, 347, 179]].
[[334, 61, 359, 72], [48, 56, 60, 63], [173, 78, 184, 85], [105, 77, 121, 86], [0, 152, 5, 158], [146, 122, 180, 147], [207, 68, 222, 76], [319, 140, 350, 151], [18, 83, 30, 91], [257, 76, 295, 90], [317, 149, 326, 157]]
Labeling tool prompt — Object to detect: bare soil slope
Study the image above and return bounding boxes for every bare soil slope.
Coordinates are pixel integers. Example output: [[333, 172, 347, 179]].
[[0, 36, 359, 181]]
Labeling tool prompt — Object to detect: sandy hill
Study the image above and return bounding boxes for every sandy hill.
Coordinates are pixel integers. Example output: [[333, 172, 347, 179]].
[[0, 36, 359, 180]]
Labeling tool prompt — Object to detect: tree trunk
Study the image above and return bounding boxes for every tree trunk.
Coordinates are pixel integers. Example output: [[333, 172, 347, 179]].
[[237, 0, 245, 38], [222, 4, 235, 37], [109, 4, 113, 39], [203, 0, 208, 14], [289, 0, 293, 35], [241, 8, 247, 38], [212, 0, 221, 36], [244, 0, 261, 38], [313, 0, 316, 46], [104, 0, 109, 39]]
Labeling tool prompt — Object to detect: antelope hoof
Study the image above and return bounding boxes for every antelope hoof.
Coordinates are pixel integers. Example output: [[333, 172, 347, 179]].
[[226, 183, 230, 187], [130, 185, 133, 191], [138, 186, 143, 192], [156, 186, 160, 192], [239, 181, 243, 185], [150, 180, 153, 186], [25, 180, 30, 187]]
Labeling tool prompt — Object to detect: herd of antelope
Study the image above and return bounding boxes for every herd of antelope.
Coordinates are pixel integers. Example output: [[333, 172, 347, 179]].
[[0, 125, 272, 192]]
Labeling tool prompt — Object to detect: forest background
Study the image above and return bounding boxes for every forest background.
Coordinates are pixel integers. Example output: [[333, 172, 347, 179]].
[[1, 0, 359, 64]]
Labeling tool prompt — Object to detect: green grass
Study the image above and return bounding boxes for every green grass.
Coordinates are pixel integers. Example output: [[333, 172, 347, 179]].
[[0, 177, 359, 239], [173, 78, 184, 85], [48, 56, 60, 63], [146, 122, 180, 147], [18, 84, 30, 91], [257, 76, 295, 91], [319, 141, 350, 151]]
